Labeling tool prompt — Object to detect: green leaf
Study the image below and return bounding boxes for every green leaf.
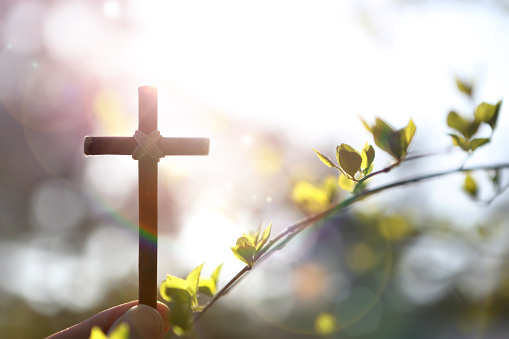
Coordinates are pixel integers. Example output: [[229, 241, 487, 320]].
[[455, 77, 473, 97], [159, 282, 194, 336], [256, 222, 272, 251], [363, 162, 373, 176], [167, 291, 194, 337], [160, 263, 204, 308], [231, 237, 256, 267], [313, 149, 337, 168], [469, 138, 490, 151], [475, 100, 502, 130], [186, 263, 204, 307], [160, 275, 190, 302], [464, 173, 478, 198], [198, 264, 223, 297], [366, 118, 415, 160], [338, 174, 356, 192], [449, 133, 470, 151], [371, 118, 400, 159], [89, 324, 130, 339], [159, 265, 203, 337], [361, 143, 375, 172], [359, 116, 373, 132], [402, 118, 416, 147], [336, 144, 362, 178], [447, 111, 479, 139]]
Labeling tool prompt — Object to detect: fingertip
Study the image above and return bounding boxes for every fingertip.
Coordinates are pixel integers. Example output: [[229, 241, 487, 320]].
[[156, 302, 171, 333], [109, 305, 164, 339]]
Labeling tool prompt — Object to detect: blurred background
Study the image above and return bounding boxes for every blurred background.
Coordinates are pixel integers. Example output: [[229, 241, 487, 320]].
[[1, 0, 509, 338]]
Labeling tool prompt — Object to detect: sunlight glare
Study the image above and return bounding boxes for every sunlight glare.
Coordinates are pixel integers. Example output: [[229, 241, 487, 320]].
[[103, 1, 121, 18], [177, 209, 240, 268], [43, 1, 101, 62]]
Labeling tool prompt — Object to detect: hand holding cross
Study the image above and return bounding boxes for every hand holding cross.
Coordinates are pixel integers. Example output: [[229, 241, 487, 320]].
[[84, 86, 209, 309]]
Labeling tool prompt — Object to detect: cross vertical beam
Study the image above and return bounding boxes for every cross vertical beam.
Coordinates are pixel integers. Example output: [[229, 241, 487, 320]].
[[138, 86, 158, 308], [84, 86, 210, 310]]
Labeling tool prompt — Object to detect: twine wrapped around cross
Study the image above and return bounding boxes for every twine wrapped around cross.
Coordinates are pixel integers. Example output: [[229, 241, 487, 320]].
[[84, 86, 210, 308]]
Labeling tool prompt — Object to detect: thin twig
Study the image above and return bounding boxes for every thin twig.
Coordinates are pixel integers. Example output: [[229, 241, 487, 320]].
[[483, 181, 509, 206], [355, 147, 452, 189], [193, 266, 250, 322], [193, 161, 509, 323]]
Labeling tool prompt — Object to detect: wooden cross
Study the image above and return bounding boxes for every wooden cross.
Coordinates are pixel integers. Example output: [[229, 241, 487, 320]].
[[84, 86, 209, 309]]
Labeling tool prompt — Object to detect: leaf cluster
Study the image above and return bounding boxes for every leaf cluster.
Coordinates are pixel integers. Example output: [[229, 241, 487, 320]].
[[160, 263, 222, 336], [313, 143, 375, 192], [447, 78, 502, 152], [231, 222, 272, 268], [361, 117, 415, 162], [314, 117, 415, 192]]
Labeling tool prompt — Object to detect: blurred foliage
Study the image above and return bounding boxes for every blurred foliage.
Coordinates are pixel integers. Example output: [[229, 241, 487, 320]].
[[291, 176, 338, 213]]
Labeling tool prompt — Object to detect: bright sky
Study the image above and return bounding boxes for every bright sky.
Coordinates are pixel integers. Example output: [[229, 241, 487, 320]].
[[34, 0, 509, 140]]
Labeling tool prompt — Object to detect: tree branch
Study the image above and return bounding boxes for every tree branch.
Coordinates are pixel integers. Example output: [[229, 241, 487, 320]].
[[192, 161, 509, 323]]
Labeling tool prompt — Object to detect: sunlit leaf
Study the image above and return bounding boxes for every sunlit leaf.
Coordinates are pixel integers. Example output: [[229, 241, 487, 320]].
[[360, 143, 375, 172], [315, 312, 337, 335], [449, 133, 470, 151], [367, 117, 416, 160], [371, 118, 401, 159], [198, 278, 217, 297], [469, 138, 490, 151], [338, 174, 356, 192], [256, 222, 272, 251], [198, 264, 223, 297], [363, 162, 373, 176], [402, 118, 416, 147], [168, 296, 194, 337], [160, 263, 203, 309], [455, 77, 473, 97], [108, 324, 129, 339], [336, 144, 362, 178], [231, 237, 256, 267], [89, 324, 130, 339], [359, 116, 373, 132], [231, 222, 274, 267], [447, 111, 479, 139], [464, 173, 478, 199], [160, 275, 189, 302], [159, 267, 200, 337], [89, 327, 108, 339], [313, 149, 337, 168], [186, 263, 204, 307], [172, 326, 187, 337], [475, 100, 502, 130]]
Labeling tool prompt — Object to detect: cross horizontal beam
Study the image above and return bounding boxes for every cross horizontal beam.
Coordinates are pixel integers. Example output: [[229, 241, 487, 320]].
[[84, 136, 210, 156]]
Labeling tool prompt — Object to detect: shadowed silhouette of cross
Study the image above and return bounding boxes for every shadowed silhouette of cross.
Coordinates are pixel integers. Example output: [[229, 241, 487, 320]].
[[84, 86, 209, 309]]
